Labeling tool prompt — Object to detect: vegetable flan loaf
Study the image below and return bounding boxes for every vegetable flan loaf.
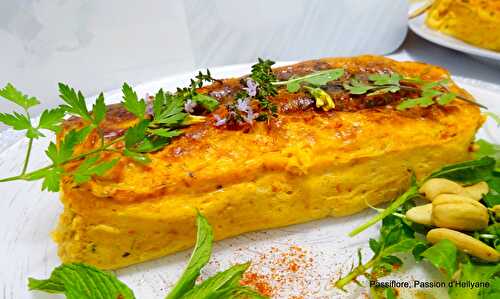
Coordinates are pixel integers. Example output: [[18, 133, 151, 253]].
[[426, 0, 500, 51], [53, 55, 483, 269]]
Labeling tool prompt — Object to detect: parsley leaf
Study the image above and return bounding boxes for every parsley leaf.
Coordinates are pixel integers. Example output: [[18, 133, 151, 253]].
[[396, 96, 434, 110], [38, 108, 66, 133], [0, 83, 40, 109], [123, 149, 151, 164], [92, 93, 106, 125], [46, 127, 92, 165], [73, 155, 119, 184], [25, 166, 64, 192], [28, 263, 136, 299], [58, 83, 92, 122], [122, 83, 146, 120], [0, 112, 42, 138]]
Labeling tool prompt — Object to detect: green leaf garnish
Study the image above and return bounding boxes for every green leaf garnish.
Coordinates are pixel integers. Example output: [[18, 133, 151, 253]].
[[485, 112, 500, 127], [28, 263, 136, 299], [420, 240, 458, 279], [58, 83, 92, 122], [122, 83, 146, 120], [0, 83, 40, 109], [38, 108, 66, 133], [368, 73, 402, 86], [192, 94, 219, 112], [73, 155, 119, 184], [166, 213, 214, 299], [429, 156, 496, 184], [343, 78, 374, 95]]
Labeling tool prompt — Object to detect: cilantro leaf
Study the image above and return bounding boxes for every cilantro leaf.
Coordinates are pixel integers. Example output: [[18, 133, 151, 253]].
[[38, 108, 66, 133], [420, 240, 457, 279], [122, 83, 146, 120], [73, 155, 119, 184], [92, 93, 106, 125], [165, 213, 214, 299], [28, 263, 135, 299], [0, 83, 40, 109], [192, 94, 219, 112], [58, 83, 92, 122]]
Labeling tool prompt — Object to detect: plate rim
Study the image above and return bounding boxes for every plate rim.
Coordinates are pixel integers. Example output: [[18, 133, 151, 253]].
[[408, 11, 500, 61]]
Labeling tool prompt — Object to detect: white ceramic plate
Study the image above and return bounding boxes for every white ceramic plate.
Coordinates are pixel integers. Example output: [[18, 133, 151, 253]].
[[408, 10, 500, 67], [0, 63, 498, 299]]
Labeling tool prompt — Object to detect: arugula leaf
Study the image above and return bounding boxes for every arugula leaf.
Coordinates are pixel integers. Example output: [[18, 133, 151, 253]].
[[396, 96, 434, 110], [58, 83, 92, 122], [165, 213, 214, 299], [349, 175, 419, 236], [484, 177, 500, 207], [449, 258, 500, 299], [474, 140, 500, 165], [437, 92, 457, 105], [0, 83, 40, 109], [368, 73, 402, 86], [0, 112, 42, 138], [38, 108, 66, 133], [73, 155, 119, 184], [192, 94, 219, 112], [28, 263, 135, 299], [92, 93, 107, 125], [343, 78, 374, 95], [420, 240, 458, 279], [302, 69, 344, 86], [181, 263, 252, 299], [122, 83, 146, 120], [429, 157, 496, 184]]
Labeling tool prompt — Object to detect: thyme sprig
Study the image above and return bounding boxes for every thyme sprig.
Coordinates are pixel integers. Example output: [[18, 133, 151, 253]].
[[0, 71, 219, 192]]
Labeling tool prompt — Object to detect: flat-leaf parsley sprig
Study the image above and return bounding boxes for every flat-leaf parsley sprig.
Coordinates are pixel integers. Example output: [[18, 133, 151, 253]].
[[0, 72, 220, 192]]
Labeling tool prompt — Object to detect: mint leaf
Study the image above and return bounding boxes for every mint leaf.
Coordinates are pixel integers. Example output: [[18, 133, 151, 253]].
[[420, 240, 457, 279], [38, 108, 66, 133], [192, 94, 219, 112], [73, 155, 119, 184], [92, 93, 106, 125], [429, 156, 496, 184], [0, 83, 40, 109], [165, 213, 214, 299], [122, 83, 146, 120], [58, 83, 92, 122], [181, 263, 251, 299], [28, 263, 135, 299]]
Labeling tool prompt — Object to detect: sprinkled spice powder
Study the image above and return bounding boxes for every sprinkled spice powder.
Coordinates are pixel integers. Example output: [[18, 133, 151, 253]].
[[237, 245, 326, 298]]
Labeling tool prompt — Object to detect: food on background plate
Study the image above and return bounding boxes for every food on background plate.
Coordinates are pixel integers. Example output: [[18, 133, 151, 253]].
[[49, 55, 484, 269], [425, 0, 500, 52]]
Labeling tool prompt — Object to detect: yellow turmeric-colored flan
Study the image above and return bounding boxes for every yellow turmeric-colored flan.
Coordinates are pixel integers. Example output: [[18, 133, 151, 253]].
[[426, 0, 500, 51], [53, 55, 484, 269]]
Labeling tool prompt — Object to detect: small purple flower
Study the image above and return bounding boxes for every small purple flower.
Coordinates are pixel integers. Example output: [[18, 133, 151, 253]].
[[244, 78, 258, 97], [184, 99, 197, 113], [243, 108, 257, 124], [236, 98, 250, 113], [213, 114, 226, 126]]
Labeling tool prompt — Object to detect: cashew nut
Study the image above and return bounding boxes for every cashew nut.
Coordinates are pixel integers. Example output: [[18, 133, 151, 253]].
[[427, 228, 500, 262], [432, 194, 489, 231], [463, 181, 489, 201], [406, 204, 432, 226], [419, 178, 465, 201]]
